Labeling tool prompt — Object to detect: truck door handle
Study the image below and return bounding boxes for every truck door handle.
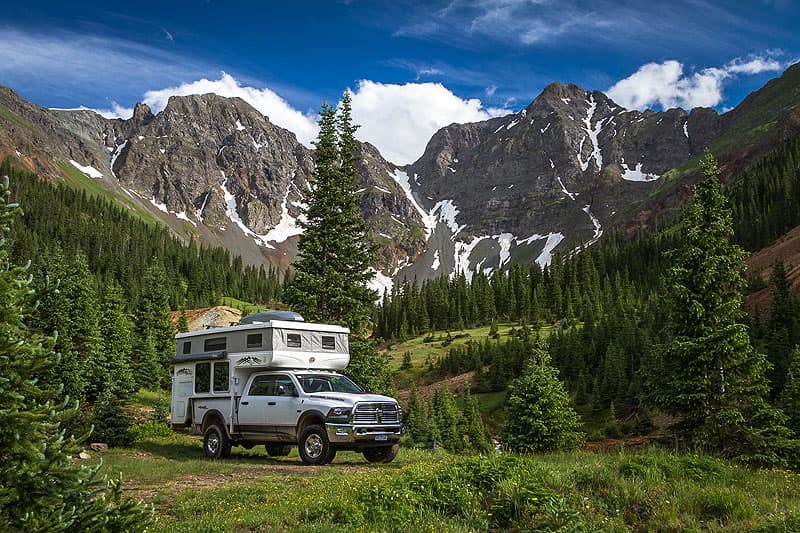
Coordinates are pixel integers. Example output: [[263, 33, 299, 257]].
[[240, 401, 249, 405], [267, 402, 276, 406]]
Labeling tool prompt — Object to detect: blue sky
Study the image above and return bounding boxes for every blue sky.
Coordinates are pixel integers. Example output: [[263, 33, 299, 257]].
[[1, 0, 799, 164]]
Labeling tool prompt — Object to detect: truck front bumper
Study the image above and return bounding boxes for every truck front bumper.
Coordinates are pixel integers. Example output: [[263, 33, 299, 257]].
[[325, 423, 402, 445]]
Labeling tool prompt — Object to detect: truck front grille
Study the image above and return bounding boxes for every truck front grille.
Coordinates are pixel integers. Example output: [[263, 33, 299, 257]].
[[353, 402, 399, 424]]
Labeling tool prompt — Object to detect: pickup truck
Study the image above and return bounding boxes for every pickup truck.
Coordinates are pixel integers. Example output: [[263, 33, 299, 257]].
[[170, 311, 403, 464]]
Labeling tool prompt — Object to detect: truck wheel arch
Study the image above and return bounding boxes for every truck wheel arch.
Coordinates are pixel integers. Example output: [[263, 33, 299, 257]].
[[296, 410, 326, 435], [201, 410, 228, 435]]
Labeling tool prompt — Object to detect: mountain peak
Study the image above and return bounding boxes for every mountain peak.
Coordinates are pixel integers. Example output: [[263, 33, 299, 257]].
[[132, 102, 154, 125]]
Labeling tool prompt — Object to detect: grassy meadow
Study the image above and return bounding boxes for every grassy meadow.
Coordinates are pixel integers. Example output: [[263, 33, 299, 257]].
[[99, 432, 800, 532]]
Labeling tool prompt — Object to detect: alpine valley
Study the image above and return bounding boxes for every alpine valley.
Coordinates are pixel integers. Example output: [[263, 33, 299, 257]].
[[2, 61, 799, 294]]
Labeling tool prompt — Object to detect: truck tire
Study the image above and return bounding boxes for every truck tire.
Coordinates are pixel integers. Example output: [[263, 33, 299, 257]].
[[363, 444, 399, 463], [203, 424, 231, 459], [298, 425, 333, 465], [265, 443, 293, 457]]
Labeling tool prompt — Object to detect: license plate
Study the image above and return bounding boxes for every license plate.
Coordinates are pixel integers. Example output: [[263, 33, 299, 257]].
[[375, 434, 388, 441]]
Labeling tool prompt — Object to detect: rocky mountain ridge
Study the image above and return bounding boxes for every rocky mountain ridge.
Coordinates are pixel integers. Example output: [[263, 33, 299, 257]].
[[1, 61, 798, 294], [396, 63, 800, 284], [0, 88, 427, 286]]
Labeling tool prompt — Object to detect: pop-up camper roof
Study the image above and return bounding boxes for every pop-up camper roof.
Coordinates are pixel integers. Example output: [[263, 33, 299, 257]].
[[173, 313, 350, 370]]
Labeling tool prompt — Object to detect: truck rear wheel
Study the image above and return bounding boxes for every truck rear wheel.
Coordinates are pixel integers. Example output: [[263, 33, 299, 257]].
[[298, 425, 334, 465], [203, 424, 231, 459], [363, 444, 399, 463], [265, 443, 293, 457]]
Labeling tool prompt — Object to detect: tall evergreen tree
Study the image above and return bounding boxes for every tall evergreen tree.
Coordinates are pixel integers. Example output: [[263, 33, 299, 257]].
[[765, 258, 799, 395], [286, 94, 375, 334], [646, 151, 793, 465], [0, 176, 151, 530], [462, 387, 492, 452], [285, 92, 391, 394], [98, 281, 136, 399], [134, 260, 175, 388], [781, 347, 800, 435]]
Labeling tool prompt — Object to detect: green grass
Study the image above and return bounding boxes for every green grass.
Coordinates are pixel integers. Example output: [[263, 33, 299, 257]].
[[385, 323, 554, 389], [0, 103, 35, 131], [99, 437, 800, 532], [134, 389, 171, 409], [218, 296, 273, 315]]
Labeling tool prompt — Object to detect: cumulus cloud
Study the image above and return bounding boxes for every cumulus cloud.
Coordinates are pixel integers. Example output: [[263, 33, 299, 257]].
[[349, 80, 510, 165], [142, 73, 320, 147], [607, 56, 785, 110]]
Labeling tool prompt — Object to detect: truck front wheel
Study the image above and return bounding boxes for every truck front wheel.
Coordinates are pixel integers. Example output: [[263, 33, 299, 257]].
[[298, 425, 335, 465], [203, 424, 231, 459], [363, 444, 399, 463]]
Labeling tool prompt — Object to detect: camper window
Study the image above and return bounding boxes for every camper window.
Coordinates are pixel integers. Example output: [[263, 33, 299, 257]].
[[287, 333, 301, 348], [246, 333, 262, 348], [195, 362, 211, 393], [321, 336, 336, 350], [213, 362, 229, 392], [182, 341, 192, 354], [204, 337, 226, 352]]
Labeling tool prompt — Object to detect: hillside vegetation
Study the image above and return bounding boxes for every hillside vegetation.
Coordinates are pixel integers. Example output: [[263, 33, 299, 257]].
[[98, 432, 800, 532]]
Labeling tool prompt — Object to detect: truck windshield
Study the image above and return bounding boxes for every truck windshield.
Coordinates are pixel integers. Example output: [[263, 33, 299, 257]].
[[297, 374, 363, 394]]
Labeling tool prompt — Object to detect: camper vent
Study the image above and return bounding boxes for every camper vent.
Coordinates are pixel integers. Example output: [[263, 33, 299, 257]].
[[239, 310, 305, 325]]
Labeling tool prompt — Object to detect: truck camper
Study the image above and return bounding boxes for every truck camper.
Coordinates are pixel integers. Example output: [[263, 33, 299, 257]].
[[171, 311, 402, 464]]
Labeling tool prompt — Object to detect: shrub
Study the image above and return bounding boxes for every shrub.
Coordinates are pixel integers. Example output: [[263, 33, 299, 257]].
[[90, 392, 135, 447], [131, 421, 173, 441]]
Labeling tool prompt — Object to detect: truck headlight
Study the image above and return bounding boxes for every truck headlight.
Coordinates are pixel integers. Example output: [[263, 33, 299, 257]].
[[326, 407, 352, 422]]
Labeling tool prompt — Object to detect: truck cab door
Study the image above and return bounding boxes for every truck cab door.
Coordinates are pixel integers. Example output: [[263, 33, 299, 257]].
[[237, 374, 299, 440]]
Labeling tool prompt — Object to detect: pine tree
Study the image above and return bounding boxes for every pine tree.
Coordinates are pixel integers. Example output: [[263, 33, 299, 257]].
[[781, 347, 800, 435], [403, 384, 425, 446], [462, 387, 491, 452], [648, 151, 793, 465], [501, 345, 583, 453], [98, 282, 136, 399], [286, 94, 375, 334], [134, 260, 175, 388], [0, 176, 152, 530], [285, 92, 391, 394], [765, 258, 799, 395]]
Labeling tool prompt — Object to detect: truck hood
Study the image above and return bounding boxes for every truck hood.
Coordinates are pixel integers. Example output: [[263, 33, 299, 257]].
[[305, 392, 398, 405]]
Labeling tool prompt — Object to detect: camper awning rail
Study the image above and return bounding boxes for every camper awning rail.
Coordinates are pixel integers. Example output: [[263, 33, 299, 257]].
[[172, 350, 227, 363]]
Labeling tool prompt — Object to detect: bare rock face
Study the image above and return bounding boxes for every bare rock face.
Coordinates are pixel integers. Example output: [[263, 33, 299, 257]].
[[0, 88, 426, 277], [1, 61, 798, 287]]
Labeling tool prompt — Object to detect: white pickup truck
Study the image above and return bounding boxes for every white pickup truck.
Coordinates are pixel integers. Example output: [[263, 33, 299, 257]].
[[170, 311, 402, 465]]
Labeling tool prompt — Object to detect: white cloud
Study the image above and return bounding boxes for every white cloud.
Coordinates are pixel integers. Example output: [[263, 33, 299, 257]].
[[142, 73, 320, 147], [485, 84, 498, 97], [607, 55, 786, 110], [349, 80, 510, 165]]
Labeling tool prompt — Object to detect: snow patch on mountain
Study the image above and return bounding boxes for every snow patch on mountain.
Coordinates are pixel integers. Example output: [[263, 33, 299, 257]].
[[367, 269, 394, 298], [577, 96, 604, 172], [516, 232, 565, 266], [431, 249, 441, 271], [557, 177, 577, 200], [581, 205, 604, 248], [432, 199, 466, 237], [220, 171, 256, 236], [70, 159, 103, 179], [620, 160, 660, 182], [453, 236, 488, 281], [495, 233, 514, 267], [388, 169, 436, 239], [262, 180, 306, 247], [109, 140, 128, 178]]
